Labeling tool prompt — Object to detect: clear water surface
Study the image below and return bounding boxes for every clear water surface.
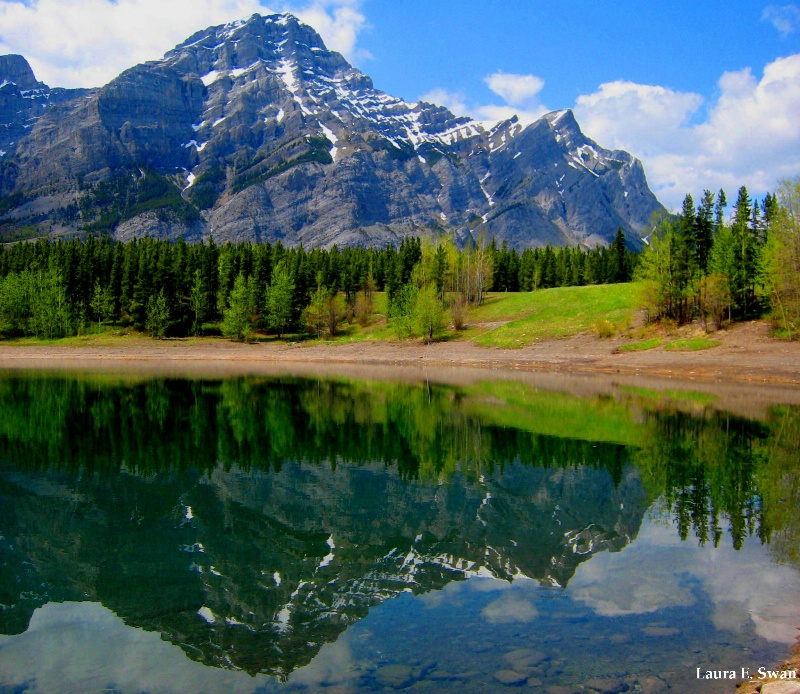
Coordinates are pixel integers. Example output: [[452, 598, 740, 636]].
[[0, 372, 798, 694]]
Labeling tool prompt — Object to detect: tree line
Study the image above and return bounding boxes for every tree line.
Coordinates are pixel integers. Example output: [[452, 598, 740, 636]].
[[0, 230, 634, 341], [637, 177, 800, 336]]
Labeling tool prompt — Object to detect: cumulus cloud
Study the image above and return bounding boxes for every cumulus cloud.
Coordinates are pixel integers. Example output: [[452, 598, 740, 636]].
[[484, 71, 544, 105], [293, 0, 370, 61], [574, 81, 703, 156], [420, 71, 548, 125], [574, 54, 800, 208], [481, 591, 538, 623], [418, 88, 471, 117], [0, 601, 272, 693], [568, 515, 800, 644], [0, 0, 368, 88], [762, 4, 800, 36]]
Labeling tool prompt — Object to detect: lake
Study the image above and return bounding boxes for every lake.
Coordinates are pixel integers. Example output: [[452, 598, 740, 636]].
[[0, 370, 798, 693]]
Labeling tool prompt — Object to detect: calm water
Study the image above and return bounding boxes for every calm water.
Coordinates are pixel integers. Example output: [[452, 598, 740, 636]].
[[0, 373, 798, 694]]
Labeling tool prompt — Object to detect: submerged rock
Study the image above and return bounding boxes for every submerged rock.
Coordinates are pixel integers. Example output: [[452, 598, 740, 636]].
[[642, 626, 681, 637], [584, 677, 630, 693], [493, 669, 528, 686], [375, 664, 415, 689], [761, 682, 800, 694]]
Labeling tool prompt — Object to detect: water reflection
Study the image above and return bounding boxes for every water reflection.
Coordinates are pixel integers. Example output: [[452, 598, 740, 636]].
[[0, 373, 798, 692]]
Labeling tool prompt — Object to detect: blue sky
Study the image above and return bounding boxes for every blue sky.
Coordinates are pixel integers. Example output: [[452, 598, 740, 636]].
[[1, 0, 798, 208], [361, 1, 798, 117]]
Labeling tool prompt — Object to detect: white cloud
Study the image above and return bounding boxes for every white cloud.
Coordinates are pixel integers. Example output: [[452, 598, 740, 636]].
[[762, 4, 800, 36], [475, 103, 546, 124], [0, 601, 273, 693], [420, 71, 548, 126], [574, 54, 800, 208], [481, 591, 538, 623], [293, 0, 370, 61], [484, 71, 544, 105], [574, 81, 703, 157], [419, 88, 471, 117], [0, 0, 368, 88], [568, 514, 800, 644]]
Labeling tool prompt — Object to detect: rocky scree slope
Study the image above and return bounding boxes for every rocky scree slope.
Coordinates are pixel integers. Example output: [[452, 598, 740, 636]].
[[0, 13, 665, 249]]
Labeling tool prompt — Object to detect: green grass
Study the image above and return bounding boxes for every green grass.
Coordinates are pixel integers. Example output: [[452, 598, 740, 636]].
[[2, 285, 643, 348], [664, 337, 720, 351], [619, 385, 719, 405], [617, 338, 662, 352], [463, 380, 645, 446], [472, 283, 639, 348], [4, 327, 148, 347]]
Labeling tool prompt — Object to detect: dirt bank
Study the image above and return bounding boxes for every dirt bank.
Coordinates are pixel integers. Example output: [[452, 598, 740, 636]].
[[0, 319, 798, 384]]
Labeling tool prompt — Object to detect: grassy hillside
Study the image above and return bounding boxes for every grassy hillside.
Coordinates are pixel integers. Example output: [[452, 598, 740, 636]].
[[468, 283, 639, 347], [2, 283, 644, 347]]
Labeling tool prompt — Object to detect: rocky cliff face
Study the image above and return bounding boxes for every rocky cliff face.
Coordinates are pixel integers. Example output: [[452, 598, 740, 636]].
[[0, 56, 91, 186], [0, 14, 665, 248]]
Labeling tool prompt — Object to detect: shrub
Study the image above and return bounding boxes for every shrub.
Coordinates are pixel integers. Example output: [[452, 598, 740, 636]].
[[593, 319, 616, 338]]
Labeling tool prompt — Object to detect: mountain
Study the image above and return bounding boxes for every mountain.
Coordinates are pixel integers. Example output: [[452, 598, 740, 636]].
[[0, 14, 665, 249], [1, 457, 647, 677]]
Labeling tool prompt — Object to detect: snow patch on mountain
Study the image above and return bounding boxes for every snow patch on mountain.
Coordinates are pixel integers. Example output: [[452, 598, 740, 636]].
[[201, 70, 221, 86], [319, 122, 338, 161]]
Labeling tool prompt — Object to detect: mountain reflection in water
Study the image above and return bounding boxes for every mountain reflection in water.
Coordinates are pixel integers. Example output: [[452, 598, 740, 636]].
[[0, 373, 798, 692]]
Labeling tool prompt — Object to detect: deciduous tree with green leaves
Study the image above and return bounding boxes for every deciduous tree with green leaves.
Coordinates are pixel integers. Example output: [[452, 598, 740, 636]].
[[145, 288, 170, 338], [265, 260, 295, 338], [221, 273, 252, 341], [413, 283, 447, 344], [764, 177, 800, 336], [189, 270, 207, 336]]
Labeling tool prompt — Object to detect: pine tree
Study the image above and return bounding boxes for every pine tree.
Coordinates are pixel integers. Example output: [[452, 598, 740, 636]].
[[731, 186, 755, 315], [762, 192, 780, 228]]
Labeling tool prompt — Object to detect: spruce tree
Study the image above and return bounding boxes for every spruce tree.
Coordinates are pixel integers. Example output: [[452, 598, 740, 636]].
[[696, 190, 715, 274], [714, 189, 727, 230], [611, 228, 628, 282], [731, 186, 754, 314]]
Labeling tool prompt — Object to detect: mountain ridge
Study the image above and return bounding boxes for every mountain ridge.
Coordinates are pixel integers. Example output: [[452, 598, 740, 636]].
[[0, 13, 665, 249]]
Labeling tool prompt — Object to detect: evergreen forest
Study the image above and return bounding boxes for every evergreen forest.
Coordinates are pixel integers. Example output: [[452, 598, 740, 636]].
[[0, 177, 797, 341], [0, 229, 634, 341]]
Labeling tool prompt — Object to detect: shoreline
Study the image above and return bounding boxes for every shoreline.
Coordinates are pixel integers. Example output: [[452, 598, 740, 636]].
[[2, 320, 798, 384], [2, 327, 800, 422]]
